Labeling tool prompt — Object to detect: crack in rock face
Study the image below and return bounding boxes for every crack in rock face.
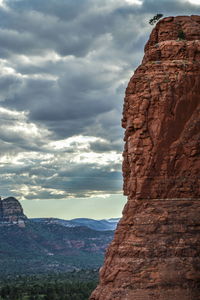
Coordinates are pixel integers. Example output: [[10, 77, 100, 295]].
[[90, 15, 200, 300]]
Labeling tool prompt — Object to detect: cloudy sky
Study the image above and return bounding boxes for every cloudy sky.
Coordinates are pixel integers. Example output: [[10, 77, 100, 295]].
[[0, 0, 199, 219]]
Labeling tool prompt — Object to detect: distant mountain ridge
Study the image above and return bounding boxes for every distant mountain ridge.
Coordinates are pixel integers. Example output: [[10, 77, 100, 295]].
[[31, 217, 120, 231], [0, 196, 119, 277], [0, 196, 120, 231]]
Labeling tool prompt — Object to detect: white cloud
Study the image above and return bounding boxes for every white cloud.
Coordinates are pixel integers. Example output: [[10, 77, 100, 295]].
[[71, 150, 121, 166], [0, 107, 50, 147], [47, 135, 99, 151], [187, 0, 200, 4], [0, 0, 9, 10], [124, 0, 143, 5]]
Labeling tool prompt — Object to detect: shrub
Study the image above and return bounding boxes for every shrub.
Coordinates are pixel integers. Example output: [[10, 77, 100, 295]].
[[149, 14, 163, 25], [178, 30, 186, 40]]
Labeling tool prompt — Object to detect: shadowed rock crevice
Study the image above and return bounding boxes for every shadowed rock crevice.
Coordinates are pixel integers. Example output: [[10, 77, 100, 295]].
[[90, 15, 200, 300]]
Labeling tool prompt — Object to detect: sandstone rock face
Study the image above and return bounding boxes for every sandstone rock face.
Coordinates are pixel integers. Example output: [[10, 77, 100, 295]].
[[0, 197, 27, 225], [90, 16, 200, 300]]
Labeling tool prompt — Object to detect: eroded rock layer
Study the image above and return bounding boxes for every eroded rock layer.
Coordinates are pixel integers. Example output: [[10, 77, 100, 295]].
[[0, 197, 27, 224], [90, 16, 200, 300]]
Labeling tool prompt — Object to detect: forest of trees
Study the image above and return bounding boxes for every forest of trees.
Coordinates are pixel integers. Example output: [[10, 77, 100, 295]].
[[0, 270, 98, 300]]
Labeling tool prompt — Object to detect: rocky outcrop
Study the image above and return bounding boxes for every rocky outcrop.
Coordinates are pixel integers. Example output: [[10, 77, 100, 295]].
[[0, 197, 27, 226], [90, 16, 200, 300]]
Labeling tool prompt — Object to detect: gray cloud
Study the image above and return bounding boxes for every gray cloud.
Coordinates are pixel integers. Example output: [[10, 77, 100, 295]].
[[89, 140, 123, 153], [0, 0, 199, 201]]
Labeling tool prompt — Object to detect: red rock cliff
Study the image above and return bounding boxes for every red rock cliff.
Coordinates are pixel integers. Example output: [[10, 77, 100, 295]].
[[0, 197, 27, 225], [90, 16, 200, 300]]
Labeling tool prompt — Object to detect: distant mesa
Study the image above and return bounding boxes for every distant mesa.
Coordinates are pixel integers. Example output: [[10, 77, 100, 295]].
[[0, 196, 27, 227], [0, 196, 118, 276], [0, 196, 120, 231]]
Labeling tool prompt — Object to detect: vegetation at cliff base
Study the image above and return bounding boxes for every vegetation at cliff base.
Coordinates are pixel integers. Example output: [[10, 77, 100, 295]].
[[0, 270, 98, 300]]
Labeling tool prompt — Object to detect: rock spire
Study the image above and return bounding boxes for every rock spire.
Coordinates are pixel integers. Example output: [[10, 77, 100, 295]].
[[90, 15, 200, 300]]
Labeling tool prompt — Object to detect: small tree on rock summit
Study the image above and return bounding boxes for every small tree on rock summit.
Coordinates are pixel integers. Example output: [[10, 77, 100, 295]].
[[149, 14, 163, 25]]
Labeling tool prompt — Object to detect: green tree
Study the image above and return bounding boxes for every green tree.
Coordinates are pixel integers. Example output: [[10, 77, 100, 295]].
[[178, 30, 186, 40], [149, 13, 163, 25]]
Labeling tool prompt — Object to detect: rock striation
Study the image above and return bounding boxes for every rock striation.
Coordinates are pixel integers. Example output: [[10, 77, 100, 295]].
[[90, 16, 200, 300], [0, 196, 27, 226]]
